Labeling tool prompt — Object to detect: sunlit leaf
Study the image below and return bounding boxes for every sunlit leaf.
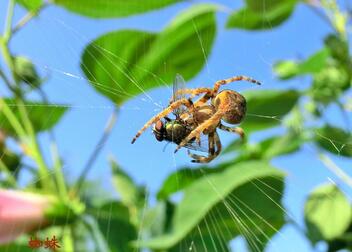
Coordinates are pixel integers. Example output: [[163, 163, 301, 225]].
[[81, 4, 217, 105], [274, 48, 330, 80], [315, 125, 352, 157], [17, 0, 42, 11], [226, 0, 297, 30], [305, 183, 351, 243], [0, 99, 68, 135], [135, 161, 285, 250], [53, 0, 181, 18], [157, 164, 228, 200], [241, 89, 300, 132]]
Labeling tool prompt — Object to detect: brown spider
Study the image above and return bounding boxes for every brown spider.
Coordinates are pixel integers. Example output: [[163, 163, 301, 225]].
[[131, 74, 261, 163]]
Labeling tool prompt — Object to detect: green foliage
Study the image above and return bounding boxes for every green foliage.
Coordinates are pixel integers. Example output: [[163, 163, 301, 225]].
[[16, 0, 42, 11], [241, 89, 300, 132], [315, 125, 352, 157], [0, 99, 68, 135], [135, 161, 285, 250], [274, 48, 331, 80], [304, 183, 351, 243], [53, 0, 181, 18], [227, 0, 297, 30], [91, 201, 137, 252], [13, 56, 40, 87], [81, 4, 217, 105]]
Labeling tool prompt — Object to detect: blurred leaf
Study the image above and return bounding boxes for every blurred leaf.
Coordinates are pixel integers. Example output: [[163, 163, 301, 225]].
[[241, 89, 300, 132], [246, 0, 285, 11], [143, 201, 175, 237], [135, 161, 285, 250], [0, 99, 68, 135], [110, 159, 139, 207], [0, 243, 33, 252], [81, 4, 217, 105], [92, 201, 137, 252], [315, 125, 352, 157], [53, 0, 181, 18], [274, 48, 330, 80], [305, 183, 351, 243], [14, 56, 41, 88], [226, 132, 303, 161], [17, 0, 42, 11], [325, 34, 350, 65], [226, 0, 296, 30]]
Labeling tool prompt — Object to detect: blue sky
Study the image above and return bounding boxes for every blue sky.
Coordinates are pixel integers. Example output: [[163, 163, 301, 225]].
[[0, 0, 351, 251]]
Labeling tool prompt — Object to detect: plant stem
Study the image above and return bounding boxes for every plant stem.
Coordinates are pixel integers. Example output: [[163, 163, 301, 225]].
[[74, 107, 119, 193], [3, 0, 15, 42], [12, 3, 48, 35], [0, 158, 17, 187], [1, 0, 51, 190]]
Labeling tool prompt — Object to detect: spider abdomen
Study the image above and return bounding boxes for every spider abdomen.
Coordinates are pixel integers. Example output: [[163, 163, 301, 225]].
[[214, 90, 246, 124]]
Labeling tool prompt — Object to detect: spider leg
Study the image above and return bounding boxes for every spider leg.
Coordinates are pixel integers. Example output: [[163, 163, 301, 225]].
[[219, 123, 245, 140], [172, 88, 213, 102], [174, 110, 225, 153], [213, 76, 261, 95], [188, 131, 221, 163], [131, 98, 194, 144]]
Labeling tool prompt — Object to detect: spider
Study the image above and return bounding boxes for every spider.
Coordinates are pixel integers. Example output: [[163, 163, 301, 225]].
[[131, 74, 261, 163]]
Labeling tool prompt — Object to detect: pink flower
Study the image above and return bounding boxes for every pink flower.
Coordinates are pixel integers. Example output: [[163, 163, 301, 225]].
[[0, 190, 53, 244]]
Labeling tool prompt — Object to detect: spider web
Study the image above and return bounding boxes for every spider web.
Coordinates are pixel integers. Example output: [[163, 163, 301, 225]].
[[0, 1, 351, 252]]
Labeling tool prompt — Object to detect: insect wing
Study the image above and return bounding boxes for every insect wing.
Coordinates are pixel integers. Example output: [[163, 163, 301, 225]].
[[184, 134, 209, 153], [172, 74, 187, 116]]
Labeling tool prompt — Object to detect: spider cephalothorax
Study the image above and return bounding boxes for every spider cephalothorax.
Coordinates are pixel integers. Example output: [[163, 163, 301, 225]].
[[132, 74, 260, 163]]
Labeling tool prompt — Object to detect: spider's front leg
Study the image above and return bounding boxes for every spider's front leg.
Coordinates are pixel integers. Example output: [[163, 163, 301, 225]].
[[131, 98, 194, 144], [174, 110, 225, 153]]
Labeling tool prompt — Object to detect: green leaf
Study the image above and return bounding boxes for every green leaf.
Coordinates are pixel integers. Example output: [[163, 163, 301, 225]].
[[315, 125, 352, 157], [111, 159, 140, 207], [136, 161, 285, 250], [157, 164, 229, 200], [325, 34, 350, 65], [17, 0, 42, 12], [304, 183, 351, 243], [53, 0, 181, 18], [274, 48, 330, 80], [245, 0, 287, 12], [310, 65, 350, 104], [81, 4, 217, 105], [14, 56, 41, 88], [92, 201, 137, 252], [241, 89, 300, 132], [226, 0, 297, 30], [225, 132, 303, 160], [0, 99, 68, 135], [0, 243, 33, 252]]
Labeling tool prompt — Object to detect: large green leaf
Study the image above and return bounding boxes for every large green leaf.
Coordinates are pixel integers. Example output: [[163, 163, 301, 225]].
[[240, 89, 300, 132], [91, 201, 137, 252], [17, 0, 42, 11], [81, 4, 217, 105], [53, 0, 181, 18], [315, 125, 352, 157], [274, 48, 331, 80], [157, 163, 230, 200], [226, 0, 297, 30], [0, 99, 68, 135], [304, 183, 351, 243], [136, 161, 285, 250]]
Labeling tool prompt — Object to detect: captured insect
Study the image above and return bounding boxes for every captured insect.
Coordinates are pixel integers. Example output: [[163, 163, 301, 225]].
[[131, 74, 261, 163]]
